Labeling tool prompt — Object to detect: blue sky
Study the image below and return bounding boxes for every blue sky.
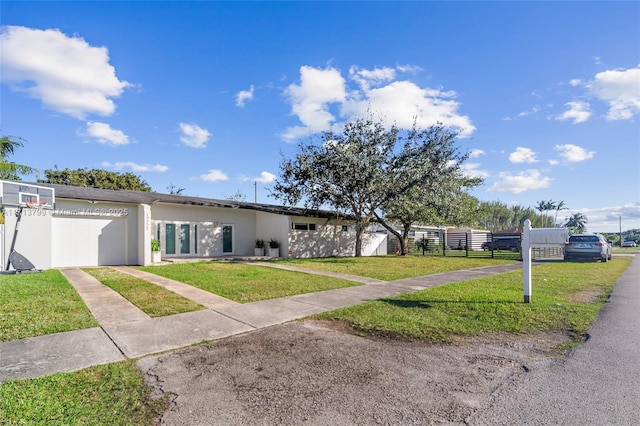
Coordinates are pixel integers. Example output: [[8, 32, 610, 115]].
[[1, 1, 639, 232]]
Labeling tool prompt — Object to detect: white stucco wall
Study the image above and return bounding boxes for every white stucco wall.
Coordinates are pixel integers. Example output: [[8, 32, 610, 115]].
[[2, 190, 390, 270], [255, 211, 289, 257], [280, 216, 388, 258], [152, 203, 258, 257], [51, 199, 139, 267]]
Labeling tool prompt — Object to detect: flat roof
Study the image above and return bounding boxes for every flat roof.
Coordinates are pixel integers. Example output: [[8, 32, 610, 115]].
[[32, 182, 345, 220]]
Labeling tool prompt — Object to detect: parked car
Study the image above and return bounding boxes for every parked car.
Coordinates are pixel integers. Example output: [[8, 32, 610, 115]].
[[482, 238, 521, 252], [564, 234, 612, 262], [621, 241, 637, 248]]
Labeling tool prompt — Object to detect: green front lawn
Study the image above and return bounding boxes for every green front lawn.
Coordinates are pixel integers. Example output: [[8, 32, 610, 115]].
[[273, 255, 515, 281], [137, 261, 360, 303], [1, 257, 633, 425], [0, 361, 167, 425], [0, 270, 97, 342], [317, 258, 631, 345], [82, 268, 204, 317]]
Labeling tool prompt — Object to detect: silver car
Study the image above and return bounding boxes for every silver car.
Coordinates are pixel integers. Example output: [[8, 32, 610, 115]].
[[564, 234, 612, 262]]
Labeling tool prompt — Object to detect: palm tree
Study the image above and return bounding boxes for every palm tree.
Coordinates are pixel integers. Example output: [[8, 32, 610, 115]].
[[565, 212, 588, 234], [0, 135, 36, 180], [553, 200, 567, 227], [535, 200, 556, 228]]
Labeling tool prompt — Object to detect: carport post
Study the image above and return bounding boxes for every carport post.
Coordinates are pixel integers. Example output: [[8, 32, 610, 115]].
[[522, 219, 532, 303]]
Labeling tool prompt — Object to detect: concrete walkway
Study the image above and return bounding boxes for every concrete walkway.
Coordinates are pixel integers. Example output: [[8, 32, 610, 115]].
[[0, 262, 524, 382]]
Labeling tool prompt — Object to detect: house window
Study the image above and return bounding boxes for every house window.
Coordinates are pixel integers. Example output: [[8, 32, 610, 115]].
[[180, 224, 190, 254], [222, 225, 233, 253], [165, 224, 176, 255], [292, 222, 317, 231], [159, 222, 197, 256]]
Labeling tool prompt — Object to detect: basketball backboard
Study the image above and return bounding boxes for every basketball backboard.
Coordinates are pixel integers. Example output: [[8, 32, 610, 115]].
[[0, 181, 55, 209]]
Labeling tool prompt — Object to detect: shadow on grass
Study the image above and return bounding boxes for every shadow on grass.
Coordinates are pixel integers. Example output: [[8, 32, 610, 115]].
[[379, 298, 520, 309]]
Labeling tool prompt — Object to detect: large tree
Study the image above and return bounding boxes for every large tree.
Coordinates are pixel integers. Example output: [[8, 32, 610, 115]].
[[477, 201, 514, 232], [0, 135, 37, 180], [273, 116, 471, 256], [38, 167, 151, 191], [377, 175, 481, 255]]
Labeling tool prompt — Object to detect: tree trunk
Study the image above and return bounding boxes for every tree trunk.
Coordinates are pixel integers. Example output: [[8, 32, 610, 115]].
[[354, 223, 365, 257], [401, 223, 412, 255]]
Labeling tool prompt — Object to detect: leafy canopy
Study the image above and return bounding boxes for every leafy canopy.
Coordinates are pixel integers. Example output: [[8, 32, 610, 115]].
[[38, 167, 151, 191], [272, 115, 474, 256], [0, 135, 37, 180]]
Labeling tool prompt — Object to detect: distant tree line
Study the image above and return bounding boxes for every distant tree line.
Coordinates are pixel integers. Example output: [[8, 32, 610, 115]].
[[38, 167, 151, 192], [471, 200, 587, 233], [0, 132, 602, 248]]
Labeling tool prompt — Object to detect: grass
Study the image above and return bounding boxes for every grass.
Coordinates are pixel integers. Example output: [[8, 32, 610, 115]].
[[273, 255, 515, 281], [82, 268, 204, 317], [137, 261, 360, 303], [316, 258, 631, 344], [1, 257, 633, 425], [0, 360, 167, 425], [613, 246, 639, 253], [0, 270, 97, 342]]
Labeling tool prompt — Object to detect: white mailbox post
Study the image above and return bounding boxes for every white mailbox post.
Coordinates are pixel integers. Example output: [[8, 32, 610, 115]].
[[521, 219, 569, 303]]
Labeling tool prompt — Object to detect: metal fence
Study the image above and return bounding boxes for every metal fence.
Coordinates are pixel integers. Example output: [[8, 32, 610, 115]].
[[390, 231, 524, 260], [390, 230, 564, 261]]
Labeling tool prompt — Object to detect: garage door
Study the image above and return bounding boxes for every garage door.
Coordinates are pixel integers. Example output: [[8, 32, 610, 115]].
[[52, 216, 127, 267]]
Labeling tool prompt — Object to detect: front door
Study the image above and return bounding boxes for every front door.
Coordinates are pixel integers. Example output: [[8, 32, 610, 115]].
[[165, 224, 176, 255], [222, 225, 233, 254]]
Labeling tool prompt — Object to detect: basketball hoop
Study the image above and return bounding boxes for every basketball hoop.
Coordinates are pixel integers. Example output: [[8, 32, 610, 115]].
[[25, 201, 48, 209]]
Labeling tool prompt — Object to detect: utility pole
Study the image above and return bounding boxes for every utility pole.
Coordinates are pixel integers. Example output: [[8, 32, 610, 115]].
[[620, 215, 623, 247], [254, 181, 257, 203]]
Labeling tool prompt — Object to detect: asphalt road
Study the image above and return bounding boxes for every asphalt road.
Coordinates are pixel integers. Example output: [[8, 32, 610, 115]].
[[467, 255, 640, 425]]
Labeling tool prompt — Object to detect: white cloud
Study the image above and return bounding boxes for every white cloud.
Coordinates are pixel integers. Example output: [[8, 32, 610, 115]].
[[469, 149, 485, 158], [564, 203, 640, 232], [503, 105, 543, 121], [349, 65, 396, 91], [199, 169, 228, 182], [487, 169, 552, 194], [179, 122, 211, 148], [588, 66, 640, 120], [517, 106, 541, 118], [281, 64, 475, 141], [554, 144, 595, 162], [235, 85, 255, 107], [282, 66, 347, 139], [509, 147, 538, 164], [396, 64, 423, 74], [82, 122, 129, 146], [569, 79, 582, 87], [241, 171, 276, 183], [344, 80, 476, 137], [102, 161, 168, 172], [461, 163, 490, 179], [556, 100, 592, 123], [0, 26, 130, 119]]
